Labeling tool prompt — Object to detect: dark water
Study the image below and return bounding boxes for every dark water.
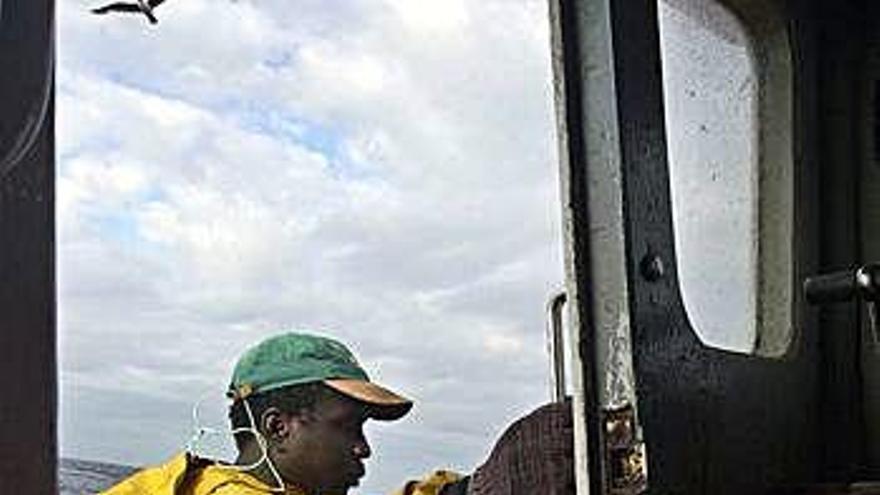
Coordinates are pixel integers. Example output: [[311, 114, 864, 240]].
[[59, 458, 138, 495]]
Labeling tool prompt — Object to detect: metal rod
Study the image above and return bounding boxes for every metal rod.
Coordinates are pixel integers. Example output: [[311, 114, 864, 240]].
[[804, 264, 880, 345], [546, 291, 568, 403], [804, 264, 880, 304]]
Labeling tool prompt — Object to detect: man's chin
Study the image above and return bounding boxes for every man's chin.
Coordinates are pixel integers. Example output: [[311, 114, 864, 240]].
[[327, 480, 359, 495], [325, 470, 364, 493], [346, 468, 365, 488], [346, 476, 362, 489]]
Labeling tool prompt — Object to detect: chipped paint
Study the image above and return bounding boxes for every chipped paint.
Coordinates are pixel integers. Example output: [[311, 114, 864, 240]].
[[604, 320, 636, 409]]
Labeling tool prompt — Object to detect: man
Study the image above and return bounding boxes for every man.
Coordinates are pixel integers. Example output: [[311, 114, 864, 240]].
[[101, 332, 463, 494]]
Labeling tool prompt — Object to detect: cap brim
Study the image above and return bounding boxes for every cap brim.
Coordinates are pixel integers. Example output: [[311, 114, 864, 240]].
[[324, 378, 413, 421]]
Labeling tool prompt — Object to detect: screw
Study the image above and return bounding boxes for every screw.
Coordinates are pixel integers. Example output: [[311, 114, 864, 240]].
[[640, 253, 664, 282]]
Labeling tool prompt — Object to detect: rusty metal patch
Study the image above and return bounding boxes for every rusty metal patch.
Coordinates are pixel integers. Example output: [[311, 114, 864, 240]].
[[604, 405, 648, 494]]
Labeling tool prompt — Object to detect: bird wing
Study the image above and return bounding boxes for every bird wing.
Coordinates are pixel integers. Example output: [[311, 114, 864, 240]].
[[91, 2, 143, 14], [147, 0, 166, 8]]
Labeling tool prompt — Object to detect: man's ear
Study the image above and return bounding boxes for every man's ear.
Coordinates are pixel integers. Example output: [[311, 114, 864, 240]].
[[260, 407, 295, 442]]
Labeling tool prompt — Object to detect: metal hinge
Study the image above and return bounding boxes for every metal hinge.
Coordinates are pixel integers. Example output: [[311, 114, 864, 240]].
[[604, 405, 648, 494]]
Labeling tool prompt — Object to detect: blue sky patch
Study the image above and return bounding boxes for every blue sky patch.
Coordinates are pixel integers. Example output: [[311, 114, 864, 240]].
[[90, 211, 142, 246]]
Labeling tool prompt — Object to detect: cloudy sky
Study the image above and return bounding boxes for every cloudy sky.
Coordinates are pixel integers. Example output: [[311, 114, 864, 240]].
[[57, 1, 564, 493]]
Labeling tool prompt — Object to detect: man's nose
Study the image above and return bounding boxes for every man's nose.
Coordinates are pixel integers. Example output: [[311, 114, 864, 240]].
[[353, 437, 371, 459]]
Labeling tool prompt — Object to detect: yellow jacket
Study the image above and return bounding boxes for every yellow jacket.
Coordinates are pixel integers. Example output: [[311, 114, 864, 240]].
[[100, 453, 461, 495], [99, 453, 297, 495], [392, 470, 462, 495]]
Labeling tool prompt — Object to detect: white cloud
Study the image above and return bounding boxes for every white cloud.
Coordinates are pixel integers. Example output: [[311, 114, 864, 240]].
[[383, 0, 469, 32], [484, 333, 524, 354]]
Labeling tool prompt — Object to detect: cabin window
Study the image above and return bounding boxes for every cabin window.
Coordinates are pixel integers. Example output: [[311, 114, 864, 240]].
[[658, 0, 793, 355]]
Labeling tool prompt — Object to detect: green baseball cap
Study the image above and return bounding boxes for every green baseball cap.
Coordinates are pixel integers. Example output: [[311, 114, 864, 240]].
[[228, 332, 412, 421]]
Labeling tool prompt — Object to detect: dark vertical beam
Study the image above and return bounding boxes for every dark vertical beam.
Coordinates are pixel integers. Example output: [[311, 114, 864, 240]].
[[815, 0, 868, 480], [606, 1, 710, 493], [0, 0, 56, 493], [0, 108, 56, 494], [861, 1, 880, 477]]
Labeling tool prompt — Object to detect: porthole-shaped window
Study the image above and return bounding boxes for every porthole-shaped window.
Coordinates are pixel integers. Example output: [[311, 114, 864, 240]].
[[658, 0, 793, 355]]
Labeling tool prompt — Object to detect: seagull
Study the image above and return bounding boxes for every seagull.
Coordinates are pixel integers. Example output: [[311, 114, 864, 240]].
[[91, 0, 166, 24]]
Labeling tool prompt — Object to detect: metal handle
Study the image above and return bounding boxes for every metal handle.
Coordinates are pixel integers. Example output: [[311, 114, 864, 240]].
[[804, 264, 880, 305], [804, 264, 880, 344], [804, 271, 859, 304], [546, 291, 567, 403]]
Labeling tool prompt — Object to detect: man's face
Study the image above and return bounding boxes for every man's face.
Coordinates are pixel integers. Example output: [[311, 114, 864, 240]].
[[274, 390, 372, 494]]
